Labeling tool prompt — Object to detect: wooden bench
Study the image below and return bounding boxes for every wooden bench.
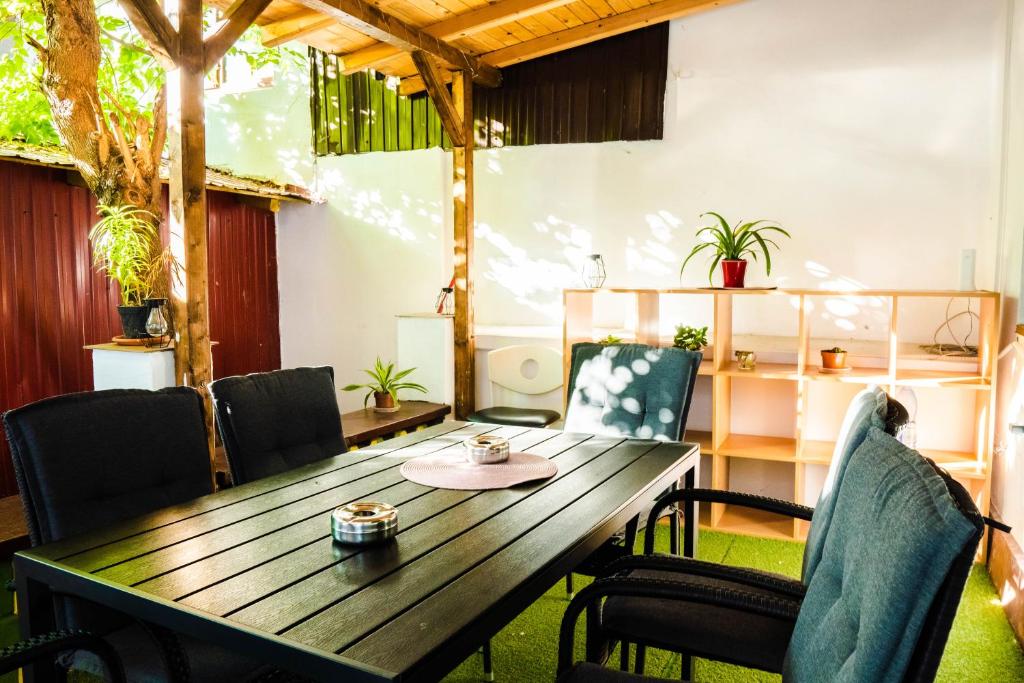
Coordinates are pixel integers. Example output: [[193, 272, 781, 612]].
[[2, 401, 452, 555]]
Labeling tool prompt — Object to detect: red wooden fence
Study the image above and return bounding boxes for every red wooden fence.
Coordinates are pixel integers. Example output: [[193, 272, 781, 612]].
[[0, 160, 282, 497]]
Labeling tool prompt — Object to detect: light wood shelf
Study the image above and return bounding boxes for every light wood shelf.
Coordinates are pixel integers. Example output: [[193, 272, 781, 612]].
[[563, 288, 999, 540]]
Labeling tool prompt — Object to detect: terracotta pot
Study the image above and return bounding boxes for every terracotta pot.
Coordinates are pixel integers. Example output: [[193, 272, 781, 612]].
[[373, 391, 395, 409], [821, 350, 847, 370], [721, 259, 747, 288]]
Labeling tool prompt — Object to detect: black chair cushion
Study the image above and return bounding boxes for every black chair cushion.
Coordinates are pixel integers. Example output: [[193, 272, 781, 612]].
[[466, 406, 560, 428], [3, 387, 212, 547], [601, 568, 800, 673], [210, 367, 345, 485], [560, 662, 682, 683]]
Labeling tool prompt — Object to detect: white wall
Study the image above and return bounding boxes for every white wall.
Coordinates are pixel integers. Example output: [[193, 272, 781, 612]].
[[206, 0, 1013, 416]]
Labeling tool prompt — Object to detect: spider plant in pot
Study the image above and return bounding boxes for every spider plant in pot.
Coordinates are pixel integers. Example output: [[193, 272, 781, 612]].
[[89, 204, 176, 338], [680, 212, 791, 288], [343, 358, 428, 413]]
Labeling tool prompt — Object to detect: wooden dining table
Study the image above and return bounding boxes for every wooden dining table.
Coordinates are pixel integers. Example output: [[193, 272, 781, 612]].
[[14, 421, 700, 682]]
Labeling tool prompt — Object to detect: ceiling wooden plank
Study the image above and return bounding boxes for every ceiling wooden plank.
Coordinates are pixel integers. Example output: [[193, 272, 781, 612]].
[[339, 0, 576, 74], [204, 0, 275, 72], [293, 0, 501, 87], [411, 51, 466, 147], [399, 0, 741, 94], [117, 0, 180, 67], [261, 10, 337, 47]]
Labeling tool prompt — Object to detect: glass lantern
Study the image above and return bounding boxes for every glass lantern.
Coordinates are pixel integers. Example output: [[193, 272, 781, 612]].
[[145, 298, 169, 341], [581, 254, 606, 288]]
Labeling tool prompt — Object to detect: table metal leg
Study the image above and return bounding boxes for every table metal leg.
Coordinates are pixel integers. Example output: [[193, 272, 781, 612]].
[[668, 481, 680, 556], [683, 460, 699, 559], [15, 570, 58, 683]]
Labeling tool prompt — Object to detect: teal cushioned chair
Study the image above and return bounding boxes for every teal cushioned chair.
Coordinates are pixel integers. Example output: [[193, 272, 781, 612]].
[[562, 343, 703, 596], [556, 427, 985, 683], [572, 387, 905, 676]]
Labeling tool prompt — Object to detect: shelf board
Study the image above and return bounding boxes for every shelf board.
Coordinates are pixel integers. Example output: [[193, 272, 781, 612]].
[[894, 369, 990, 390], [685, 430, 712, 455], [919, 448, 987, 480], [711, 505, 797, 540], [804, 367, 891, 385], [720, 361, 800, 380], [799, 440, 835, 464], [719, 434, 797, 462], [697, 360, 715, 376]]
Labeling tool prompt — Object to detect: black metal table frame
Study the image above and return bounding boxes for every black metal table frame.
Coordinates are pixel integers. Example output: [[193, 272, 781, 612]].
[[14, 442, 699, 683]]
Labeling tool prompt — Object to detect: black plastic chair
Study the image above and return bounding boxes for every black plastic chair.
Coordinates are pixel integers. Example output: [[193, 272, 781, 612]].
[[0, 629, 126, 683], [2, 387, 271, 682], [556, 433, 987, 683], [562, 343, 703, 597], [209, 366, 346, 485]]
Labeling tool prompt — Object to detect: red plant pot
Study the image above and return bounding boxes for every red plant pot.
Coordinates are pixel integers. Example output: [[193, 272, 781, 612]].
[[721, 259, 748, 288]]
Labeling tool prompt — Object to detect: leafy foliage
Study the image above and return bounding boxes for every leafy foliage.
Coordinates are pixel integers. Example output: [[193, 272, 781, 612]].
[[0, 1, 301, 145], [673, 325, 708, 351], [89, 204, 178, 306], [597, 334, 623, 345], [343, 358, 428, 408], [680, 212, 791, 284]]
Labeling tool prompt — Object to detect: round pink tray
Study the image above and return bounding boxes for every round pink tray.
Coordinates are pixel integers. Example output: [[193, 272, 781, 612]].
[[400, 452, 558, 490]]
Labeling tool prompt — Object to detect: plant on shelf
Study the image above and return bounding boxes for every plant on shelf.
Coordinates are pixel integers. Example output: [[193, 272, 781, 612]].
[[820, 346, 848, 370], [673, 325, 708, 351], [343, 358, 428, 413], [597, 334, 624, 345], [89, 204, 179, 339], [680, 212, 791, 288]]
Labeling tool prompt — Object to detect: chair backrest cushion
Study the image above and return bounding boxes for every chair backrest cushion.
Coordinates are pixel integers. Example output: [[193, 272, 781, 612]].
[[802, 386, 888, 582], [487, 345, 563, 398], [210, 366, 344, 485], [783, 427, 978, 683], [3, 387, 212, 546], [563, 343, 702, 441]]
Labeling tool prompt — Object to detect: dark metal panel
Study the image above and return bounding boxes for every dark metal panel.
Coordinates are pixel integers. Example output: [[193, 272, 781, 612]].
[[0, 160, 282, 497], [310, 23, 669, 155]]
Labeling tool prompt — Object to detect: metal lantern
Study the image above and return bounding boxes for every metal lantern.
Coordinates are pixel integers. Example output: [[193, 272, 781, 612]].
[[144, 298, 169, 346], [581, 254, 606, 288]]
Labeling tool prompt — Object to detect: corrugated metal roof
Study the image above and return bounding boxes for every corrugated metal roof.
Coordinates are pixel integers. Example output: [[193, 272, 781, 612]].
[[0, 140, 315, 203]]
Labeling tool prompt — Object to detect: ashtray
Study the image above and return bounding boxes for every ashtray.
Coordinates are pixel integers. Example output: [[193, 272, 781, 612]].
[[464, 435, 510, 464], [331, 502, 398, 545]]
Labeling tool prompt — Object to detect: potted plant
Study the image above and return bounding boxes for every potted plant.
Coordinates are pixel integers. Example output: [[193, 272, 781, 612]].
[[673, 325, 708, 351], [597, 334, 623, 345], [680, 212, 790, 288], [821, 346, 848, 370], [343, 358, 428, 413], [89, 204, 174, 338]]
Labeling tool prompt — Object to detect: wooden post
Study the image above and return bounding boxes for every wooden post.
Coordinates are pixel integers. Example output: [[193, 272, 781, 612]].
[[175, 0, 216, 467], [452, 70, 475, 419]]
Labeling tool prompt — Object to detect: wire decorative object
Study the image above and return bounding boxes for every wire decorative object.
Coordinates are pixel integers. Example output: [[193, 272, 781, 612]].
[[919, 298, 979, 357]]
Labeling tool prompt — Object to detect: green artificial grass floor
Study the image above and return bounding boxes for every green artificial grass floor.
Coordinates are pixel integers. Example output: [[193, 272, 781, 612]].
[[6, 529, 1023, 682], [443, 528, 1024, 682]]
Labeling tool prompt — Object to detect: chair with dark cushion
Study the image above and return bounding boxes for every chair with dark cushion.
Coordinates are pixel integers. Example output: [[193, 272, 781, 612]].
[[210, 366, 345, 485], [557, 426, 986, 683], [563, 342, 703, 595], [467, 345, 563, 428], [3, 388, 271, 682], [592, 386, 904, 675]]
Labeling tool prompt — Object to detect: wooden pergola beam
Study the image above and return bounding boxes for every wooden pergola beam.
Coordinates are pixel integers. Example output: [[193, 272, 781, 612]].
[[117, 0, 180, 66], [451, 70, 475, 420], [204, 0, 275, 72], [294, 0, 501, 87], [339, 0, 574, 75], [261, 10, 336, 47], [400, 0, 741, 95], [411, 51, 466, 147]]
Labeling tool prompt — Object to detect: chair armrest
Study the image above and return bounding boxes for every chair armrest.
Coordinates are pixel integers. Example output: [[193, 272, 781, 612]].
[[600, 553, 806, 599], [644, 488, 814, 554], [556, 573, 802, 677], [0, 629, 126, 682]]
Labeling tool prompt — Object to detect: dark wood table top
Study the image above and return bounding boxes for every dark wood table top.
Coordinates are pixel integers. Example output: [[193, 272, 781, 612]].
[[15, 422, 698, 682], [341, 401, 450, 446]]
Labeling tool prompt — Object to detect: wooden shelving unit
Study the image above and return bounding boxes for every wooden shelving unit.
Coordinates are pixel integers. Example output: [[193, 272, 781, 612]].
[[563, 288, 1000, 540]]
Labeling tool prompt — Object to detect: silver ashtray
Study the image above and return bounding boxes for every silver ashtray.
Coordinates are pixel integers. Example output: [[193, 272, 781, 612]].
[[464, 435, 510, 464], [331, 502, 398, 545]]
